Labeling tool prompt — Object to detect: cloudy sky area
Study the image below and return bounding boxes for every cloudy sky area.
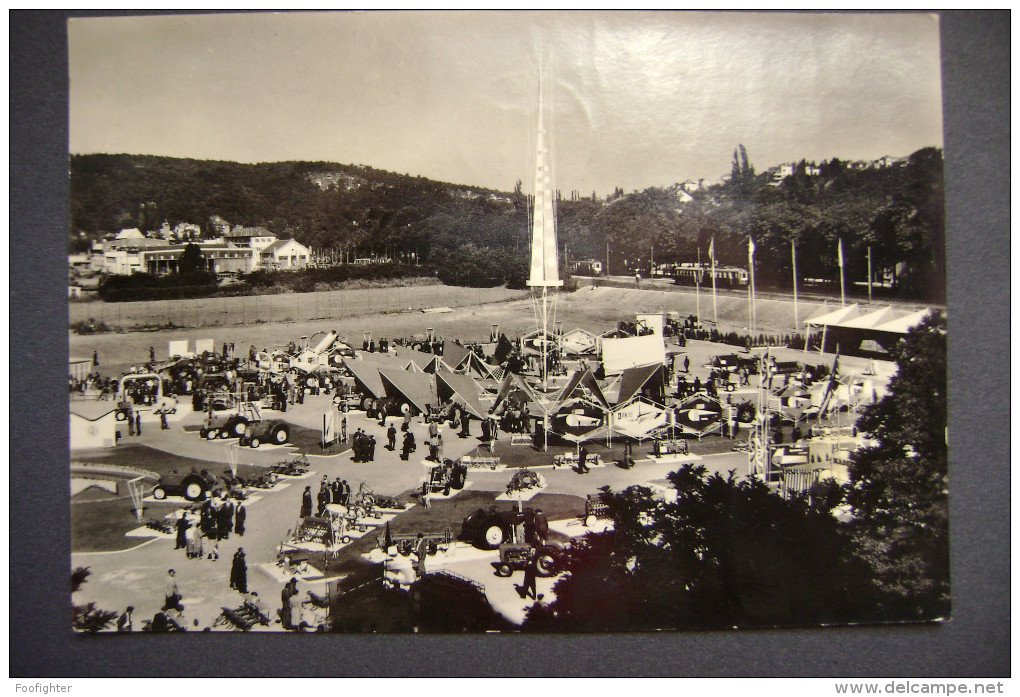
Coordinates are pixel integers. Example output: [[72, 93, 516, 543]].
[[69, 11, 944, 196]]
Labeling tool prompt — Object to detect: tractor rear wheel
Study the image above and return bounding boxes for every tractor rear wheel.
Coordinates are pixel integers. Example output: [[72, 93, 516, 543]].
[[483, 525, 504, 549], [183, 479, 205, 501], [273, 425, 289, 444]]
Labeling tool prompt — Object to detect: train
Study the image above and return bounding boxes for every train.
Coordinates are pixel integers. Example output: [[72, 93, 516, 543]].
[[667, 263, 749, 289]]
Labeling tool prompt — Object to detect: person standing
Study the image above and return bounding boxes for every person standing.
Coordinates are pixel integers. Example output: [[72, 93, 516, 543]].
[[163, 569, 181, 612], [533, 508, 549, 546], [175, 513, 189, 550], [128, 408, 135, 437], [400, 431, 413, 461], [234, 503, 246, 537], [415, 533, 428, 578], [341, 480, 351, 507], [230, 548, 248, 594], [280, 578, 296, 630], [93, 350, 99, 367], [683, 355, 690, 373], [521, 549, 539, 600], [317, 484, 331, 516], [341, 415, 348, 442], [387, 423, 397, 451], [435, 433, 443, 462], [300, 486, 313, 518], [134, 411, 142, 437], [117, 606, 134, 632], [368, 435, 377, 462]]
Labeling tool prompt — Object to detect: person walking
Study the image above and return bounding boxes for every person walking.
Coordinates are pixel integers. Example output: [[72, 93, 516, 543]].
[[300, 486, 313, 518], [577, 445, 590, 474], [230, 548, 248, 594], [160, 407, 169, 430]]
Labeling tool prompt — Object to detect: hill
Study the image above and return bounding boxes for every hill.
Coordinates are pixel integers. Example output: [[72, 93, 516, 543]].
[[70, 146, 944, 300]]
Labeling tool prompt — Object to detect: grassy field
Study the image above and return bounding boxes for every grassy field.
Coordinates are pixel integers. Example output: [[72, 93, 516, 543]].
[[70, 283, 903, 372], [69, 283, 527, 333]]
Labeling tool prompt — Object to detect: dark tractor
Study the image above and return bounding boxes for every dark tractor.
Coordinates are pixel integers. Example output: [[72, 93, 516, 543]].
[[238, 419, 290, 448], [152, 468, 219, 502], [461, 505, 552, 551], [200, 413, 249, 440], [422, 459, 468, 497]]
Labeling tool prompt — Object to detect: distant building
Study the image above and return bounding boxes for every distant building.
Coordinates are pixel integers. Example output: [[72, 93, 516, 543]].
[[225, 226, 278, 255], [114, 227, 145, 241], [261, 239, 312, 270]]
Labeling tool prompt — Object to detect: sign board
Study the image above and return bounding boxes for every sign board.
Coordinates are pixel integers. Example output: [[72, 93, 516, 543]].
[[601, 334, 665, 374], [195, 339, 215, 355], [168, 340, 190, 358]]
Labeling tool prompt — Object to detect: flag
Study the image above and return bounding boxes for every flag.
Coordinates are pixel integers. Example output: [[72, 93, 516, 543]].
[[708, 237, 715, 261], [837, 238, 844, 268]]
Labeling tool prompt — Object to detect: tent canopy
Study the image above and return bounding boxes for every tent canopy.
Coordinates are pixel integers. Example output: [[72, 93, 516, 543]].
[[342, 359, 387, 399], [804, 303, 860, 327], [612, 363, 665, 406], [556, 367, 612, 411], [436, 371, 487, 420], [440, 341, 471, 370], [379, 369, 437, 415], [492, 372, 552, 415]]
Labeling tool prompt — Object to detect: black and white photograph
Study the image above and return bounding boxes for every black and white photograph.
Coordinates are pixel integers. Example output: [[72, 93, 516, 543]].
[[63, 10, 951, 636]]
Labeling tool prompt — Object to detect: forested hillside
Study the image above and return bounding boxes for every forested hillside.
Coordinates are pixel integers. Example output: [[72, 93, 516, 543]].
[[70, 146, 944, 300]]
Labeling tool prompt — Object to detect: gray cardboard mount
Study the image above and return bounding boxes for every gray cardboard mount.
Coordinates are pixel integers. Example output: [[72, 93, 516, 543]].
[[9, 10, 1009, 677]]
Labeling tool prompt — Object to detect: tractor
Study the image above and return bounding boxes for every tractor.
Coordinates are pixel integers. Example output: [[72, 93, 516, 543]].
[[152, 468, 220, 502], [422, 459, 468, 497], [237, 419, 291, 448]]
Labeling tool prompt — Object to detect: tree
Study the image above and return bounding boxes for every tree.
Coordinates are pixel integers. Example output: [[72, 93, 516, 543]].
[[179, 242, 204, 273], [525, 465, 874, 631], [72, 567, 118, 633], [846, 311, 948, 620]]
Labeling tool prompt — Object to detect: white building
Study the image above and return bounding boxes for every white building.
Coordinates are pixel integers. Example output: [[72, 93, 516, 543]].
[[260, 239, 312, 270], [70, 402, 119, 449]]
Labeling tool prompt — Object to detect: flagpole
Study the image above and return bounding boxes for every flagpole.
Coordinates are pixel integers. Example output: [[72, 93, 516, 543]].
[[838, 238, 846, 307], [696, 247, 701, 327], [867, 245, 873, 303], [748, 237, 756, 335], [791, 239, 799, 330], [710, 236, 717, 324]]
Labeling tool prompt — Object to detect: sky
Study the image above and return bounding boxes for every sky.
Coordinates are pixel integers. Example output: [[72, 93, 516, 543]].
[[69, 11, 944, 196]]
